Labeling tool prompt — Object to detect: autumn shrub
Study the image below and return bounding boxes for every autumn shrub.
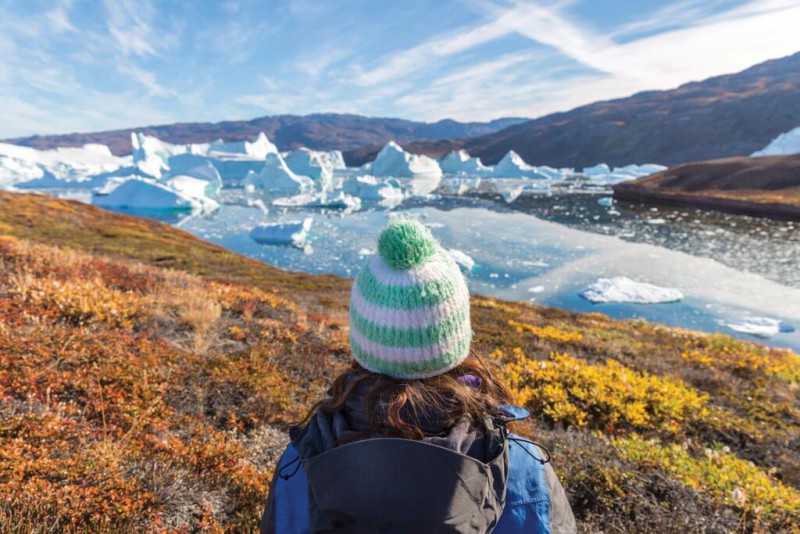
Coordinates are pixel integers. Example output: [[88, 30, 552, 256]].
[[508, 319, 584, 344], [682, 334, 800, 383], [497, 348, 709, 433], [615, 435, 800, 528]]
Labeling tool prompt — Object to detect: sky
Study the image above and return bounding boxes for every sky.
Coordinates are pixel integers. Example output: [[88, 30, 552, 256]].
[[2, 0, 800, 138]]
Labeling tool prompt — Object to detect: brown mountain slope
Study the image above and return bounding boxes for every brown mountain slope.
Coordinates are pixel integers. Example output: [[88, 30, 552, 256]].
[[349, 52, 800, 167], [613, 153, 800, 220], [3, 114, 525, 157]]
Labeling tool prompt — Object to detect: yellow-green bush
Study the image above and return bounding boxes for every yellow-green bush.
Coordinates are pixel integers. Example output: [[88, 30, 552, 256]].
[[615, 435, 800, 520], [497, 348, 709, 433]]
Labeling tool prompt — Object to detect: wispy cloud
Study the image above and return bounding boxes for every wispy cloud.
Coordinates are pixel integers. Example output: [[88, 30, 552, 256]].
[[103, 0, 160, 57]]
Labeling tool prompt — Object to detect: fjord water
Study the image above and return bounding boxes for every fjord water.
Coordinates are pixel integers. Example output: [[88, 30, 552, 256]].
[[169, 190, 800, 352]]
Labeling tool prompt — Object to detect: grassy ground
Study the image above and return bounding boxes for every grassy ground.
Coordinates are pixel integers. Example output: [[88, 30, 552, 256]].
[[1, 192, 798, 532]]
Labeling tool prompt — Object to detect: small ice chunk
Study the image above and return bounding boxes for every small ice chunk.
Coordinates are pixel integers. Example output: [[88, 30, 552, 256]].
[[448, 249, 475, 272], [597, 197, 613, 207], [726, 317, 792, 338], [528, 286, 545, 293], [580, 277, 683, 304], [250, 218, 313, 248]]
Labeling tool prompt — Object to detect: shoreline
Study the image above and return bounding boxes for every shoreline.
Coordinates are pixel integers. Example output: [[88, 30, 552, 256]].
[[613, 183, 800, 221]]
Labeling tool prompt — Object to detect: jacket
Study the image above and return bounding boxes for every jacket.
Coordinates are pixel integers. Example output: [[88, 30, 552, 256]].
[[260, 401, 575, 533]]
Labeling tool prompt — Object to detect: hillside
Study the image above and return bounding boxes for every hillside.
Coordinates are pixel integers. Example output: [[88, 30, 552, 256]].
[[348, 52, 800, 167], [614, 153, 800, 220], [0, 192, 799, 532], [3, 114, 526, 157]]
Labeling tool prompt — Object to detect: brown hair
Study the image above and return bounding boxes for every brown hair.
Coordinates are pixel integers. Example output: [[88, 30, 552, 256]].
[[294, 354, 513, 440]]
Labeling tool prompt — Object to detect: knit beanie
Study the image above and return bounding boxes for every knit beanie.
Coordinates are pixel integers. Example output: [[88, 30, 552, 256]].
[[349, 218, 472, 379]]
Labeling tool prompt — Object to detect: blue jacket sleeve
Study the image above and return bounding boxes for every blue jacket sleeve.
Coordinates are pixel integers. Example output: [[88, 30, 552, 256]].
[[260, 443, 311, 534]]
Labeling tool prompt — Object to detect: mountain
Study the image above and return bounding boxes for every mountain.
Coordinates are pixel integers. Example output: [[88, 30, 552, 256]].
[[349, 52, 800, 167], [614, 153, 800, 220], [3, 114, 526, 157]]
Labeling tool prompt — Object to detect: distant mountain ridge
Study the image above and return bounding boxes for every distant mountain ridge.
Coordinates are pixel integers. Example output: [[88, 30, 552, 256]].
[[4, 114, 527, 157], [348, 52, 800, 167]]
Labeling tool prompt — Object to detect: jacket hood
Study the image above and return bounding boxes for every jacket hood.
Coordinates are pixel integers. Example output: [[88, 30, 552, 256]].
[[289, 380, 510, 532]]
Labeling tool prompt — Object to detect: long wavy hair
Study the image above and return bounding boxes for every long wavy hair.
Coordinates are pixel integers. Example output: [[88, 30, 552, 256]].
[[293, 354, 513, 440]]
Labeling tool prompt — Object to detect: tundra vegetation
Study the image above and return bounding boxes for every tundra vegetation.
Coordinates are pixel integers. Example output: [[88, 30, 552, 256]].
[[0, 192, 798, 532]]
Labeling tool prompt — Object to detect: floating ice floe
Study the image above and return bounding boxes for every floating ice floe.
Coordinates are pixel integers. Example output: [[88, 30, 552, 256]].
[[751, 126, 800, 157], [93, 176, 219, 213], [448, 249, 475, 272], [250, 217, 312, 248], [370, 142, 442, 179], [243, 153, 314, 194], [580, 162, 667, 185], [726, 317, 794, 338], [0, 142, 130, 189], [341, 175, 406, 208], [579, 276, 684, 304], [597, 197, 614, 207], [272, 191, 361, 211], [440, 150, 487, 175]]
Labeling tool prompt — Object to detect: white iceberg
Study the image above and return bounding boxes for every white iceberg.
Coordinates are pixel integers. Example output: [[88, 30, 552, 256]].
[[440, 150, 487, 175], [169, 161, 223, 199], [0, 142, 129, 188], [751, 126, 800, 157], [579, 277, 684, 304], [448, 249, 475, 272], [93, 176, 218, 213], [341, 175, 406, 207], [243, 153, 313, 194], [131, 132, 207, 178], [491, 151, 554, 179], [208, 132, 277, 159], [579, 163, 667, 185], [272, 191, 361, 211], [726, 317, 792, 338], [284, 148, 336, 191], [582, 163, 611, 176], [371, 142, 442, 179], [250, 218, 312, 248]]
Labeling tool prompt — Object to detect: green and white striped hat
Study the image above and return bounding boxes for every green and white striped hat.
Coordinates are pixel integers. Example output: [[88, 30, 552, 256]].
[[349, 218, 472, 379]]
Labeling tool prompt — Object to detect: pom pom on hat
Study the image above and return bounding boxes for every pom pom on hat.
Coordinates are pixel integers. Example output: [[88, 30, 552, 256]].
[[378, 218, 438, 270]]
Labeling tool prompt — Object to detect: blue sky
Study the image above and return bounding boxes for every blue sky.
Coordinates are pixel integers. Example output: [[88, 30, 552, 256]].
[[2, 0, 799, 138]]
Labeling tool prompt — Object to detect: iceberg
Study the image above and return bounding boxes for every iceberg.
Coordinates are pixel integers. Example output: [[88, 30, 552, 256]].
[[440, 150, 487, 175], [448, 249, 475, 272], [243, 153, 313, 194], [491, 151, 555, 179], [168, 153, 264, 182], [0, 142, 129, 188], [207, 132, 277, 159], [751, 126, 800, 157], [93, 176, 218, 213], [579, 163, 667, 185], [162, 176, 221, 209], [284, 148, 335, 191], [272, 191, 361, 211], [131, 132, 207, 178], [250, 218, 312, 248], [168, 161, 223, 199], [371, 142, 442, 178], [341, 175, 406, 208], [726, 317, 793, 338], [579, 277, 684, 304]]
